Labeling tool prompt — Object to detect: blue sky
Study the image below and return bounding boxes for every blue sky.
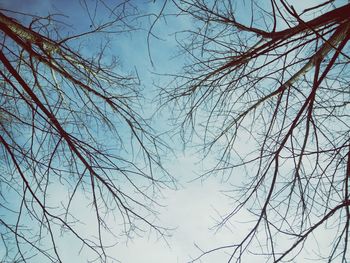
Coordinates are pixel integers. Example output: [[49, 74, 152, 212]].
[[0, 1, 238, 262], [0, 0, 346, 262]]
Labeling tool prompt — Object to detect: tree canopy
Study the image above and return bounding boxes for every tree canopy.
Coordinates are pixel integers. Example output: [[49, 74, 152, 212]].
[[165, 0, 350, 262], [1, 0, 349, 262], [0, 3, 172, 262]]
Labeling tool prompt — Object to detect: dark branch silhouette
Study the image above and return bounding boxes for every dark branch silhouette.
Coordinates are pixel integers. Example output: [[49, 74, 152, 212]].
[[165, 1, 350, 262], [0, 4, 172, 262]]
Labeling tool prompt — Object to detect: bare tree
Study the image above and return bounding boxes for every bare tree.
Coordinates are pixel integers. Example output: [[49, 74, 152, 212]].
[[165, 0, 350, 262], [0, 2, 172, 262]]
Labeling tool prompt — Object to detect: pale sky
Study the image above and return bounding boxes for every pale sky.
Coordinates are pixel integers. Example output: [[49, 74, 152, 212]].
[[0, 0, 345, 262]]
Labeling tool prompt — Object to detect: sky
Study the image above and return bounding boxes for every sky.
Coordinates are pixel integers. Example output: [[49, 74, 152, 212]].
[[0, 0, 347, 262], [0, 1, 241, 262]]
